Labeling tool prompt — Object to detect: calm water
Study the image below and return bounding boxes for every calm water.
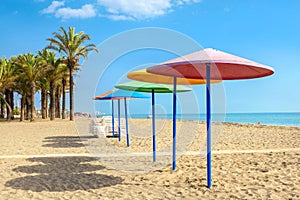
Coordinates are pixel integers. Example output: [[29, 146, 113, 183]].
[[129, 112, 300, 127]]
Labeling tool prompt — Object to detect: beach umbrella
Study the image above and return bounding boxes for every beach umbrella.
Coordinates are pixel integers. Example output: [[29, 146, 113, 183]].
[[94, 90, 149, 147], [115, 81, 192, 162], [147, 48, 275, 188], [127, 69, 221, 169]]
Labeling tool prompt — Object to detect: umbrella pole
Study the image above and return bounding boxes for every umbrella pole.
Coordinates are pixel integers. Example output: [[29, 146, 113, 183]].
[[111, 100, 115, 137], [124, 97, 130, 147], [118, 99, 121, 141], [152, 89, 156, 162], [206, 63, 212, 188], [172, 77, 177, 170]]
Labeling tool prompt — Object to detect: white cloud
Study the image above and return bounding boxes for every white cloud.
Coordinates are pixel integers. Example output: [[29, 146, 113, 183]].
[[40, 0, 202, 20], [107, 15, 134, 21], [97, 0, 202, 20], [97, 0, 172, 20], [176, 0, 202, 5], [40, 1, 65, 14], [55, 4, 97, 19]]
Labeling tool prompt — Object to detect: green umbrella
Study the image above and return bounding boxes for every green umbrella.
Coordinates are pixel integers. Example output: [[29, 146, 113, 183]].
[[115, 81, 191, 162]]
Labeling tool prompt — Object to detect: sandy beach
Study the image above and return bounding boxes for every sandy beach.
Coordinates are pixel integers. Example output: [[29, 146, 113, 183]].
[[0, 118, 299, 199]]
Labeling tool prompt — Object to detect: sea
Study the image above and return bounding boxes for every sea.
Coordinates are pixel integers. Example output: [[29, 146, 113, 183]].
[[128, 112, 300, 127]]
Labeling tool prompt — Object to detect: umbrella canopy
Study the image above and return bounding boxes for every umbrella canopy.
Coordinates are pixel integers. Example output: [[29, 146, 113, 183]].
[[147, 48, 274, 80], [127, 69, 221, 84], [146, 48, 274, 188], [93, 90, 116, 100], [94, 89, 149, 100], [115, 81, 192, 93]]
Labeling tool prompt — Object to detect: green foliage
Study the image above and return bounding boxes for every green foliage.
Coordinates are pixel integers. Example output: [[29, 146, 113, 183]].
[[13, 107, 20, 115], [46, 26, 98, 67]]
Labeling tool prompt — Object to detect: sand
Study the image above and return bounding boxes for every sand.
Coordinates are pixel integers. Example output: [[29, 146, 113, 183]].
[[0, 118, 299, 199]]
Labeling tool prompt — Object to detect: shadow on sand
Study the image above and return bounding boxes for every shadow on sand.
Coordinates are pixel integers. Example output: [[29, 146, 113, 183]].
[[5, 156, 123, 192], [42, 135, 97, 148]]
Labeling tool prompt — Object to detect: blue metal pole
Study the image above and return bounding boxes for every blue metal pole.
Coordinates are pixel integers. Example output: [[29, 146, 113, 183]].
[[206, 63, 212, 188], [124, 97, 130, 147], [118, 99, 121, 141], [172, 77, 177, 170], [152, 89, 156, 162], [111, 100, 115, 137]]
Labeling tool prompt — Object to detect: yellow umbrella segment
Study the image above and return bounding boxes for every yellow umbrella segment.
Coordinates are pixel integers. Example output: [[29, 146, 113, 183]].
[[127, 69, 221, 85]]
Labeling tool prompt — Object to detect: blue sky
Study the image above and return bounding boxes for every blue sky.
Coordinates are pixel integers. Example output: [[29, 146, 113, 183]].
[[1, 0, 300, 114]]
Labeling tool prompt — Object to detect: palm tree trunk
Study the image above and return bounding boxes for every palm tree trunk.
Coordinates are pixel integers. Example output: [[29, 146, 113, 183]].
[[0, 98, 5, 118], [20, 95, 25, 122], [62, 78, 66, 119], [69, 62, 74, 121], [9, 91, 14, 120], [55, 86, 61, 118], [5, 89, 11, 121], [45, 92, 48, 118], [50, 81, 55, 120], [41, 89, 47, 119], [25, 97, 29, 120], [30, 82, 35, 122], [2, 97, 12, 122]]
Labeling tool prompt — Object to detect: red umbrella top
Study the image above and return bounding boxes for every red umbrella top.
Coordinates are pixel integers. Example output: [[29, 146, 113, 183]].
[[147, 48, 274, 80]]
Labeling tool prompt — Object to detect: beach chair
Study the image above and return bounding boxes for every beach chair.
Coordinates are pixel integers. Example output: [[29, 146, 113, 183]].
[[93, 116, 126, 137], [88, 118, 104, 137]]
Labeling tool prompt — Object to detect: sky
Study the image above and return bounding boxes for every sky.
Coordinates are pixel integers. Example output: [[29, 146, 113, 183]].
[[1, 0, 300, 115]]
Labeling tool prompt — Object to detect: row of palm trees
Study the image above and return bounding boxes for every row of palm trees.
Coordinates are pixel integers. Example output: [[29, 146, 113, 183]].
[[0, 27, 98, 121]]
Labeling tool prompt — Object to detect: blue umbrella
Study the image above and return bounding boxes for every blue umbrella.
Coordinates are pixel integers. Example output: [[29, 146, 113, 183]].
[[94, 89, 149, 147]]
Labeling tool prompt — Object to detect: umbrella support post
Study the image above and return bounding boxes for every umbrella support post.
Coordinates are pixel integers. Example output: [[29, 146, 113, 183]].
[[124, 98, 130, 147], [111, 100, 115, 137], [206, 63, 212, 188], [152, 89, 156, 162], [172, 77, 177, 170], [118, 100, 121, 141]]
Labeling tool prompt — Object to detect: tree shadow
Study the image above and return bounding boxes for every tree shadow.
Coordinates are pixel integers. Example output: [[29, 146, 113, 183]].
[[5, 156, 123, 192], [106, 134, 119, 138], [12, 157, 104, 174], [42, 135, 97, 148], [5, 173, 123, 192], [44, 136, 97, 140]]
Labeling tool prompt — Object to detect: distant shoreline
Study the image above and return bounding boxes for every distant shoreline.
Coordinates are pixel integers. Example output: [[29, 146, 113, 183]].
[[95, 112, 300, 127]]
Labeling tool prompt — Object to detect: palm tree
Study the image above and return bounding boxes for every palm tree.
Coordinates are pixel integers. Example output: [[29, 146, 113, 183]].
[[0, 57, 16, 120], [37, 75, 49, 119], [15, 78, 30, 121], [0, 58, 7, 118], [16, 53, 44, 121], [37, 50, 50, 119], [46, 27, 98, 120], [39, 50, 67, 120], [55, 84, 61, 118], [0, 58, 5, 118], [61, 76, 68, 119]]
